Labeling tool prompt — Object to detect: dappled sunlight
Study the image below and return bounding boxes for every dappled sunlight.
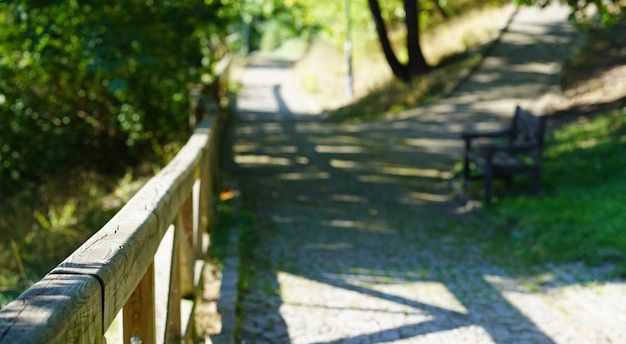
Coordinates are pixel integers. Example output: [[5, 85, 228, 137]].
[[234, 154, 293, 166], [510, 62, 560, 74], [576, 138, 599, 149], [329, 159, 453, 179], [314, 145, 366, 154], [296, 194, 311, 202], [261, 145, 299, 154], [295, 123, 338, 134], [235, 124, 291, 138], [372, 282, 469, 315], [472, 71, 502, 83], [331, 194, 369, 204], [232, 143, 260, 153], [483, 274, 546, 294], [343, 268, 430, 281], [273, 270, 540, 343], [261, 122, 286, 133], [277, 271, 436, 343], [378, 166, 452, 179], [328, 271, 470, 315], [483, 273, 626, 341], [278, 171, 329, 180], [323, 219, 394, 234], [357, 174, 402, 184], [401, 191, 454, 204], [461, 120, 507, 133], [403, 138, 461, 153], [304, 242, 354, 251], [270, 214, 317, 224], [225, 2, 626, 343], [329, 159, 361, 169], [308, 134, 366, 145]]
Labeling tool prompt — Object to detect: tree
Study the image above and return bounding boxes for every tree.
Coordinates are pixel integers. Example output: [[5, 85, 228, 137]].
[[0, 0, 234, 193], [368, 0, 430, 82]]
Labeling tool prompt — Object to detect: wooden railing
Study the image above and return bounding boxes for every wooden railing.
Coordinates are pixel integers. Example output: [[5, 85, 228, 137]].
[[0, 111, 228, 343]]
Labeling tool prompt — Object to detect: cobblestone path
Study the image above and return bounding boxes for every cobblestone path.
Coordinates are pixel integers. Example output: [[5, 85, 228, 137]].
[[225, 4, 626, 343]]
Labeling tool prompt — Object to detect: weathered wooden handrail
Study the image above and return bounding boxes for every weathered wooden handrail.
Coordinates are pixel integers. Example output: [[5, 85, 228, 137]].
[[0, 116, 225, 343]]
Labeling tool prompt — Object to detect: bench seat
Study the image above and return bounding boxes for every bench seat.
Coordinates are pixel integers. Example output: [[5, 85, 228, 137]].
[[461, 106, 546, 202]]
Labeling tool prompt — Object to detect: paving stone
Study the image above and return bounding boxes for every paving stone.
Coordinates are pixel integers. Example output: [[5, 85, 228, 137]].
[[218, 3, 626, 344]]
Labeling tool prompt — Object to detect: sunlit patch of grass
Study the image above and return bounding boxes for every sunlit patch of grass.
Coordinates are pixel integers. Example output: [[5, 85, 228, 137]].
[[329, 54, 482, 122], [484, 108, 626, 274]]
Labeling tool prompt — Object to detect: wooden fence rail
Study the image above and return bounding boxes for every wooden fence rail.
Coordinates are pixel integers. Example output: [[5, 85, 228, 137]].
[[0, 114, 227, 343]]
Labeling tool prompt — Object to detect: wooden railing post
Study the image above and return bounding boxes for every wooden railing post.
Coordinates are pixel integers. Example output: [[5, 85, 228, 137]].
[[178, 193, 196, 298], [200, 154, 211, 237], [188, 86, 203, 131], [180, 191, 195, 253], [167, 225, 182, 343], [195, 164, 208, 259], [123, 262, 156, 344]]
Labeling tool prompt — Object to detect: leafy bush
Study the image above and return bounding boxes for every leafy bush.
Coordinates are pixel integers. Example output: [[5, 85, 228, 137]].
[[0, 0, 229, 193]]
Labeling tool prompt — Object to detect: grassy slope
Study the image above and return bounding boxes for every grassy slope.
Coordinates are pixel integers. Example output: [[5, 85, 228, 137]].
[[292, 6, 509, 120], [486, 110, 626, 266], [481, 20, 626, 274]]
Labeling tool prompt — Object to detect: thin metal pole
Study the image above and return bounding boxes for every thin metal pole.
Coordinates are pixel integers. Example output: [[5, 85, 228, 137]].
[[345, 0, 354, 101]]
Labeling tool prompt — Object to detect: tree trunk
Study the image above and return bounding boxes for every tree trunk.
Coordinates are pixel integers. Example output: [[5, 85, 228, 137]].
[[368, 0, 430, 82], [367, 0, 410, 81], [404, 0, 430, 76]]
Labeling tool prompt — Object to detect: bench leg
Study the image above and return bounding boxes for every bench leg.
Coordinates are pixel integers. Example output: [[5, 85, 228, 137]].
[[503, 175, 513, 188], [532, 167, 541, 195], [484, 162, 493, 203], [463, 157, 470, 189]]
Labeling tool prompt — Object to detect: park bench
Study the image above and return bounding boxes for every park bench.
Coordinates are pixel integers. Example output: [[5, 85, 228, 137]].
[[461, 106, 546, 202]]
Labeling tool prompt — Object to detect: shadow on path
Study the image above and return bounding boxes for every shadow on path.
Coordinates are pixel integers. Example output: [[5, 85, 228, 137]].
[[228, 86, 555, 343], [225, 4, 626, 343]]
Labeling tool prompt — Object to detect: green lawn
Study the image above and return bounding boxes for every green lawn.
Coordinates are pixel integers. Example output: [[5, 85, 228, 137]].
[[484, 108, 626, 273]]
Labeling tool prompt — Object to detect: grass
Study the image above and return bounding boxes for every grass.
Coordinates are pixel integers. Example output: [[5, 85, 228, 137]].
[[327, 53, 482, 122], [482, 109, 626, 272], [0, 167, 152, 307], [448, 18, 626, 276]]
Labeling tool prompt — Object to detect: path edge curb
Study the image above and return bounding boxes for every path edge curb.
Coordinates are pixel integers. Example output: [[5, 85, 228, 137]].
[[207, 184, 241, 344]]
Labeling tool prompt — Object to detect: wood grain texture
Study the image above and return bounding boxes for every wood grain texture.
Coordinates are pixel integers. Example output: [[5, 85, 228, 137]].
[[0, 274, 103, 344], [52, 119, 213, 327], [124, 262, 155, 344], [155, 226, 175, 344]]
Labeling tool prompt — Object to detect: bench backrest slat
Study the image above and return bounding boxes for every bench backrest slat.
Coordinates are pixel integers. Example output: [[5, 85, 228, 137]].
[[510, 106, 546, 148]]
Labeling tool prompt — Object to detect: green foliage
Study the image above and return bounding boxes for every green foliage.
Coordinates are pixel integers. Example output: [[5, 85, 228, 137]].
[[0, 0, 231, 193], [489, 109, 626, 271], [287, 0, 507, 52], [212, 0, 317, 53], [233, 0, 487, 55], [0, 168, 148, 307], [516, 0, 624, 27]]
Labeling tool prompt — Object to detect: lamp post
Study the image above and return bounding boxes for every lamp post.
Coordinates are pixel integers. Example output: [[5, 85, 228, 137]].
[[345, 0, 354, 101]]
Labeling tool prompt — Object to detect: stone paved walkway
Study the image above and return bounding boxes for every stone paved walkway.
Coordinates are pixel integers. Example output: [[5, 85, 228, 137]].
[[225, 4, 626, 343]]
